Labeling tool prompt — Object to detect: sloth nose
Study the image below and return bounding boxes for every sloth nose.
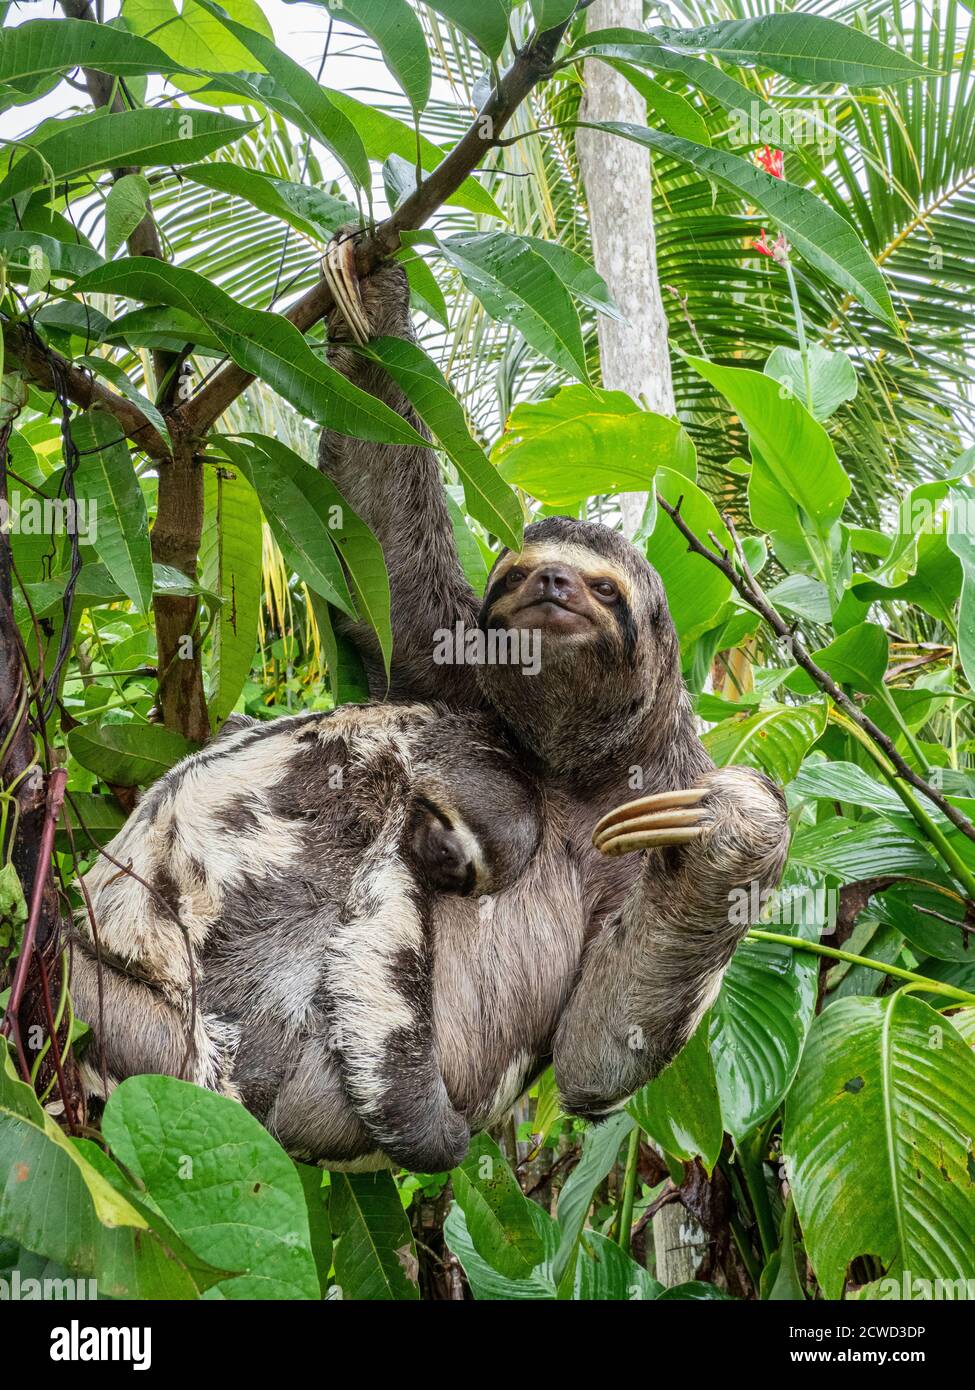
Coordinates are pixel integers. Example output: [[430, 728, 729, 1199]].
[[531, 565, 577, 600]]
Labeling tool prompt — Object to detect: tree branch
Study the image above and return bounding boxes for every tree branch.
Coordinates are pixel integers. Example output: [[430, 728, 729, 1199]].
[[657, 493, 975, 849], [180, 17, 577, 437], [2, 321, 171, 460]]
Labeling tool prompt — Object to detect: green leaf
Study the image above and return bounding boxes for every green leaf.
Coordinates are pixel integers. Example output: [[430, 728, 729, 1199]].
[[124, 0, 274, 72], [493, 384, 689, 505], [790, 817, 938, 883], [608, 60, 711, 145], [519, 237, 623, 320], [702, 701, 828, 783], [201, 464, 263, 727], [194, 1, 371, 188], [424, 0, 511, 61], [580, 125, 896, 325], [363, 336, 522, 551], [530, 0, 577, 31], [684, 357, 851, 551], [322, 88, 504, 220], [104, 173, 150, 260], [553, 1112, 634, 1284], [574, 1230, 662, 1301], [330, 1171, 420, 1300], [436, 231, 590, 381], [229, 435, 391, 677], [711, 886, 820, 1142], [0, 109, 254, 204], [56, 792, 126, 854], [315, 0, 431, 112], [73, 259, 426, 447], [784, 995, 975, 1300], [67, 720, 197, 787], [71, 407, 152, 614], [451, 1133, 545, 1280], [765, 344, 857, 423], [0, 1046, 203, 1298], [627, 1016, 723, 1172], [788, 622, 889, 696], [102, 1075, 319, 1299], [0, 17, 191, 88], [647, 469, 731, 641], [182, 162, 355, 243], [947, 486, 975, 693], [444, 1199, 557, 1300], [76, 355, 170, 448], [0, 229, 103, 282], [650, 14, 930, 88]]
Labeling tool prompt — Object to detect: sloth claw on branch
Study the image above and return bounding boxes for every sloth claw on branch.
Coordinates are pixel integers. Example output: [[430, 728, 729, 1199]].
[[592, 788, 706, 856]]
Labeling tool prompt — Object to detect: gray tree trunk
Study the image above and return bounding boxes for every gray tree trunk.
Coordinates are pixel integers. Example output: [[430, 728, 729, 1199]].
[[575, 0, 676, 539], [576, 0, 704, 1286]]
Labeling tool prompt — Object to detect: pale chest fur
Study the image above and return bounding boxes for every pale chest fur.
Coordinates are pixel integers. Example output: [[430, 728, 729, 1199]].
[[430, 786, 640, 1128]]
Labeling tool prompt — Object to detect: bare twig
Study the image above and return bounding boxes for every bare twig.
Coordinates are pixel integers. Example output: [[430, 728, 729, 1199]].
[[657, 493, 975, 848]]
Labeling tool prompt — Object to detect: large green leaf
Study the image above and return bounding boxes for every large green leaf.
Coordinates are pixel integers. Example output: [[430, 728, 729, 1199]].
[[627, 1016, 723, 1172], [788, 622, 889, 696], [0, 1047, 206, 1298], [784, 995, 975, 1300], [435, 231, 590, 381], [424, 0, 511, 61], [104, 173, 151, 260], [553, 1111, 634, 1284], [579, 125, 896, 325], [200, 464, 263, 727], [73, 259, 425, 446], [0, 17, 190, 89], [765, 344, 858, 423], [330, 1171, 420, 1301], [182, 163, 355, 244], [790, 816, 939, 882], [493, 385, 691, 505], [309, 0, 431, 112], [710, 885, 820, 1142], [0, 228, 103, 281], [649, 14, 929, 88], [647, 469, 731, 641], [102, 1074, 319, 1299], [444, 1199, 556, 1300], [451, 1134, 545, 1281], [948, 486, 975, 692], [702, 701, 828, 783], [322, 88, 503, 220], [195, 0, 370, 187], [71, 407, 152, 615], [364, 336, 522, 550], [124, 0, 273, 71], [685, 357, 852, 546], [67, 720, 197, 787], [228, 435, 391, 675], [0, 109, 254, 203]]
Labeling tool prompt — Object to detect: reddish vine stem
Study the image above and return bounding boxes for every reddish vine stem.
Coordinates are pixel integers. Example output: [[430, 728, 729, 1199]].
[[1, 767, 68, 1046], [657, 493, 975, 849]]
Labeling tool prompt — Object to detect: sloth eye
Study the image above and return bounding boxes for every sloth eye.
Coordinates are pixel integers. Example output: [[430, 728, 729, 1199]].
[[590, 579, 619, 602], [506, 568, 527, 588]]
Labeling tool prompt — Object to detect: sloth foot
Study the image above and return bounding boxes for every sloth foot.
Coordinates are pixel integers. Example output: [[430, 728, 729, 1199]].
[[591, 787, 706, 856]]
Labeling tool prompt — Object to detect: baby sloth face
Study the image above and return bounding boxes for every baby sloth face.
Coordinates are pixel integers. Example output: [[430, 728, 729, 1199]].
[[409, 799, 485, 896]]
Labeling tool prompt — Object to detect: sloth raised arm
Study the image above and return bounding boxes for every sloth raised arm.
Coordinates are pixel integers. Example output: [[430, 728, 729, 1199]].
[[319, 236, 479, 705], [552, 767, 790, 1117]]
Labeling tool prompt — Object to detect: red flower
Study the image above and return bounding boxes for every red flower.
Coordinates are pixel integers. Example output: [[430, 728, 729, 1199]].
[[753, 229, 775, 257], [756, 145, 784, 178]]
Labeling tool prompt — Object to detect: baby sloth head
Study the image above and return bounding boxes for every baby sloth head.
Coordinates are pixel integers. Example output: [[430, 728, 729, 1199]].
[[406, 715, 543, 898]]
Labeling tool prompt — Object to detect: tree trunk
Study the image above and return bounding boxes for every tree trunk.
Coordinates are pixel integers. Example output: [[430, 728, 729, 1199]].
[[577, 0, 702, 1286], [576, 0, 676, 538]]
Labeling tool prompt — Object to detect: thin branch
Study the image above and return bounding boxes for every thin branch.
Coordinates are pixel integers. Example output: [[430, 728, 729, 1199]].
[[181, 15, 579, 437], [657, 493, 975, 849]]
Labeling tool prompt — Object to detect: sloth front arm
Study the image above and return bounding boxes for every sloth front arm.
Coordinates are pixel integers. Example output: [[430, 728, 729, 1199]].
[[319, 256, 480, 705], [553, 766, 789, 1117]]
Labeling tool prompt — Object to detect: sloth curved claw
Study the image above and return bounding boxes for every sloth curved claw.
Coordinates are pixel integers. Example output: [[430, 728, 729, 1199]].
[[592, 788, 707, 857], [322, 232, 371, 346]]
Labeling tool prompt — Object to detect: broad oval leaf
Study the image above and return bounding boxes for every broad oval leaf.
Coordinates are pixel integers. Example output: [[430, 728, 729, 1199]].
[[0, 17, 191, 88], [308, 0, 431, 112], [451, 1133, 545, 1281], [67, 720, 198, 788], [71, 407, 152, 615], [330, 1170, 420, 1300], [102, 1074, 319, 1300], [627, 1015, 723, 1172], [783, 994, 975, 1300], [702, 701, 828, 784], [647, 468, 731, 641]]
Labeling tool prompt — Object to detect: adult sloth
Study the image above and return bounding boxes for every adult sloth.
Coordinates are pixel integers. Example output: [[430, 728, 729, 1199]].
[[70, 253, 789, 1171]]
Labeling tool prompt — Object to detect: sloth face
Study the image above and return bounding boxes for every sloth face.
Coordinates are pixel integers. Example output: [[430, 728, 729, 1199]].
[[474, 516, 684, 780]]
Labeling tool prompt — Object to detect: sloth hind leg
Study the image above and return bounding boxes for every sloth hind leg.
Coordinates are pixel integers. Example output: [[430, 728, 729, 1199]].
[[70, 941, 239, 1098], [326, 857, 469, 1173]]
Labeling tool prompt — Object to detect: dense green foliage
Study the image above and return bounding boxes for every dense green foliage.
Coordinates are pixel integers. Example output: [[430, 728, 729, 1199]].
[[1, 0, 974, 1301]]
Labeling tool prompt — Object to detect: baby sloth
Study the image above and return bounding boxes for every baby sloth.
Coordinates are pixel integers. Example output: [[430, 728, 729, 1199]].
[[71, 703, 542, 1174]]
